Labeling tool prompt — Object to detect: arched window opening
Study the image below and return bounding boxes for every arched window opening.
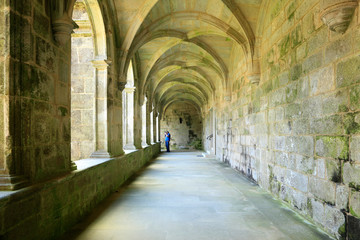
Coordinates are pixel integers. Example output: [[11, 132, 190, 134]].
[[71, 0, 109, 160], [71, 1, 96, 161]]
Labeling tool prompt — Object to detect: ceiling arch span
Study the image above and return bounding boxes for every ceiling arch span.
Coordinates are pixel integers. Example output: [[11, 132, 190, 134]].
[[140, 43, 226, 91], [120, 11, 251, 76], [140, 61, 217, 105], [161, 99, 202, 119], [154, 81, 209, 105], [159, 90, 205, 107], [160, 93, 204, 116], [150, 72, 213, 102], [143, 50, 225, 90], [125, 30, 229, 82]]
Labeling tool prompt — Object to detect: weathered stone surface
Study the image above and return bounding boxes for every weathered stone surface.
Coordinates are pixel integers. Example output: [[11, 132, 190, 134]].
[[315, 136, 348, 159], [336, 56, 360, 88], [336, 184, 349, 210], [350, 190, 360, 217], [343, 162, 360, 186], [309, 176, 336, 204], [310, 66, 335, 96]]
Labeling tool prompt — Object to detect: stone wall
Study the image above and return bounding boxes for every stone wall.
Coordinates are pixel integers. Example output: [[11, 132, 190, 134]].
[[204, 0, 360, 238], [161, 102, 202, 150], [0, 143, 160, 240]]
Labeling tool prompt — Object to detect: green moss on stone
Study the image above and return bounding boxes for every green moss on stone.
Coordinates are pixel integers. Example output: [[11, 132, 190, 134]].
[[349, 182, 360, 191], [336, 56, 360, 88], [351, 206, 360, 218], [344, 113, 360, 134], [350, 85, 360, 111], [338, 223, 346, 239], [279, 35, 291, 57], [58, 107, 68, 117], [290, 64, 302, 81], [291, 25, 302, 48]]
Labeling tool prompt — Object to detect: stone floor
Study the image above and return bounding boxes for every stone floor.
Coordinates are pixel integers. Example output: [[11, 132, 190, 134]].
[[61, 151, 333, 240]]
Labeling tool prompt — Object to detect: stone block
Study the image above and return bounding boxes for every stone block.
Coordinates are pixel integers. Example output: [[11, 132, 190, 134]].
[[336, 55, 360, 88], [308, 28, 328, 53], [286, 136, 314, 156], [303, 52, 323, 75], [310, 198, 325, 226], [336, 184, 349, 210], [316, 158, 326, 179], [350, 190, 360, 217], [285, 169, 308, 192], [33, 8, 50, 38], [292, 118, 309, 135], [285, 103, 303, 119], [310, 115, 343, 135], [350, 85, 360, 111], [302, 96, 323, 118], [309, 177, 336, 204], [36, 37, 56, 72], [343, 112, 360, 134], [325, 34, 352, 65], [309, 65, 335, 96], [343, 162, 360, 186], [350, 136, 360, 163], [71, 94, 93, 109], [315, 136, 348, 160], [324, 204, 345, 238], [295, 154, 315, 175], [290, 64, 302, 81], [322, 90, 349, 115]]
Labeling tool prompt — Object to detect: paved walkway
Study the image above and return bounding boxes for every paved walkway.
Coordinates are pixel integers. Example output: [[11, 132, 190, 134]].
[[62, 151, 332, 240]]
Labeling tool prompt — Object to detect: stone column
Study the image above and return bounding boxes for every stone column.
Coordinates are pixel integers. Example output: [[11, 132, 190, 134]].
[[133, 85, 143, 149], [146, 100, 152, 145], [154, 112, 159, 143], [123, 86, 136, 150], [90, 60, 111, 158], [142, 99, 148, 147]]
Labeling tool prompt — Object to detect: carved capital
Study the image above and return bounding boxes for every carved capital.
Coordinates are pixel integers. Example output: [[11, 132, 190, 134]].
[[52, 15, 77, 45], [124, 86, 136, 93], [320, 0, 358, 33], [92, 60, 109, 70]]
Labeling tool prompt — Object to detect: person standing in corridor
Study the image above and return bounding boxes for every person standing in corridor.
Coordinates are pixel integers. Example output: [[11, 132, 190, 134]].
[[165, 131, 171, 152]]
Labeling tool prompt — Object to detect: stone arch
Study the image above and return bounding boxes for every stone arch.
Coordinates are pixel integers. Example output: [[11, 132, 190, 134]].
[[71, 0, 110, 160], [121, 11, 252, 77], [126, 30, 229, 80]]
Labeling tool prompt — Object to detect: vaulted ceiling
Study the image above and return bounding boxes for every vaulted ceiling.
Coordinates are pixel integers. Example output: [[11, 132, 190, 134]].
[[114, 0, 263, 116]]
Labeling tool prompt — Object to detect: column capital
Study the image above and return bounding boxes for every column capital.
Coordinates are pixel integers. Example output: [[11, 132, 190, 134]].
[[124, 86, 136, 93], [91, 59, 109, 70]]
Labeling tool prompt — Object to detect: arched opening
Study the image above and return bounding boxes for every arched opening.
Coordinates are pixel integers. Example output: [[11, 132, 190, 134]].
[[160, 102, 203, 151], [71, 0, 108, 160], [71, 1, 96, 160]]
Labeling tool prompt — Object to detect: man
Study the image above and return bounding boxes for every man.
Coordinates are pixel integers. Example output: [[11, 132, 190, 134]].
[[165, 131, 171, 152]]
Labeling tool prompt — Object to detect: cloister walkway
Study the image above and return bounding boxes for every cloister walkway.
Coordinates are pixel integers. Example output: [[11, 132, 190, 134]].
[[61, 151, 332, 240]]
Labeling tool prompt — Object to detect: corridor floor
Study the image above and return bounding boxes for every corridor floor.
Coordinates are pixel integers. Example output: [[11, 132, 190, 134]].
[[62, 151, 332, 240]]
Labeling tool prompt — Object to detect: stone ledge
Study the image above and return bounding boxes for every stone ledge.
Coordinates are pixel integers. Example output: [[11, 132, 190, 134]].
[[0, 143, 161, 240]]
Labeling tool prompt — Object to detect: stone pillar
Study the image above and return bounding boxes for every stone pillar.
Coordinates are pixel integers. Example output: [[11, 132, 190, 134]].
[[90, 60, 111, 158], [146, 100, 152, 145], [123, 86, 136, 150], [142, 99, 148, 147], [133, 85, 143, 149], [154, 112, 159, 143]]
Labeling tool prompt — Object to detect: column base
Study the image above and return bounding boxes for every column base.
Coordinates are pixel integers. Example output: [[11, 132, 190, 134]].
[[90, 150, 111, 158], [0, 174, 28, 191]]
